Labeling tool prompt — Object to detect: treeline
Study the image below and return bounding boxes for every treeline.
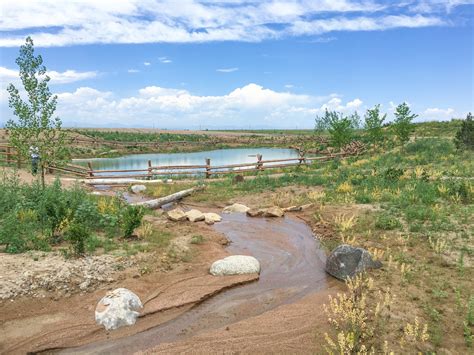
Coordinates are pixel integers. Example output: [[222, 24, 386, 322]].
[[315, 103, 473, 151]]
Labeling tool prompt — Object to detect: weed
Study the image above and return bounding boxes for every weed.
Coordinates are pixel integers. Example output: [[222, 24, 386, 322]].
[[190, 235, 205, 244]]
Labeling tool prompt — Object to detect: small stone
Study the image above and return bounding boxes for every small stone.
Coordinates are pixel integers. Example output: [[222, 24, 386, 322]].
[[263, 206, 285, 217], [223, 203, 250, 214], [283, 205, 301, 212], [131, 185, 147, 194], [166, 208, 187, 222], [204, 212, 222, 225], [185, 209, 205, 222], [246, 209, 264, 217]]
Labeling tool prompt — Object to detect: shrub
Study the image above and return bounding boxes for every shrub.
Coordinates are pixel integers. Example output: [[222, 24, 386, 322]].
[[65, 223, 90, 256], [392, 102, 418, 144], [375, 213, 402, 230], [454, 112, 474, 150], [121, 205, 145, 238]]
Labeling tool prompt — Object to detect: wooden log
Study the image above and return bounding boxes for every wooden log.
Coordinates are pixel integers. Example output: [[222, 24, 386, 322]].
[[131, 186, 204, 209]]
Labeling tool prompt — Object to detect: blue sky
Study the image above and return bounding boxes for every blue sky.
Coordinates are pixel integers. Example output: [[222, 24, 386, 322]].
[[0, 0, 473, 129]]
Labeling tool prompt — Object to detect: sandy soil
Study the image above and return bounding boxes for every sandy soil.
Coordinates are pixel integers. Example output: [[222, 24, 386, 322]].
[[0, 218, 258, 354], [1, 166, 80, 188]]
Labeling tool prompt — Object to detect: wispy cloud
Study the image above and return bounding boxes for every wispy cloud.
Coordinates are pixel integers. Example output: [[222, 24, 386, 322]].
[[0, 66, 97, 84], [127, 69, 139, 73], [0, 1, 464, 47], [284, 84, 294, 89], [217, 67, 238, 73], [143, 62, 151, 66], [158, 56, 172, 63]]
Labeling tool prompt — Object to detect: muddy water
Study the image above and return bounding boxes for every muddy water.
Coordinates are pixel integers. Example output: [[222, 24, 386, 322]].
[[64, 214, 329, 354]]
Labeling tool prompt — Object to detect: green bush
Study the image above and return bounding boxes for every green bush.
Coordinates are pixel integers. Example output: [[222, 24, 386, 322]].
[[454, 112, 474, 150], [375, 213, 402, 230], [121, 205, 145, 238], [65, 223, 90, 256]]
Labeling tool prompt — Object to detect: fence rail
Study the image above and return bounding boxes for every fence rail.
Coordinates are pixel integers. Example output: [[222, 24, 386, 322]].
[[83, 151, 355, 180]]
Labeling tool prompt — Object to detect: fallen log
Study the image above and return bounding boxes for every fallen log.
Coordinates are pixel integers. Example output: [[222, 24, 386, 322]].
[[131, 186, 205, 209]]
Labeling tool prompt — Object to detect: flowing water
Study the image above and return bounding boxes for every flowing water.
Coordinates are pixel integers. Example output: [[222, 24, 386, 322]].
[[73, 148, 299, 174], [65, 213, 330, 354]]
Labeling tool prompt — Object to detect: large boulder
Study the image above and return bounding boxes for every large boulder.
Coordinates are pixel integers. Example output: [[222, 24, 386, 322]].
[[185, 209, 205, 222], [325, 244, 382, 280], [223, 203, 250, 214], [95, 288, 142, 331], [204, 212, 222, 225], [167, 208, 187, 222], [210, 255, 260, 276], [131, 185, 146, 194]]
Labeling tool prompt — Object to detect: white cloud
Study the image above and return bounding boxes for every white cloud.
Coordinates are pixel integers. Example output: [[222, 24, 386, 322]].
[[217, 67, 239, 73], [284, 84, 294, 89], [127, 69, 139, 73], [158, 56, 172, 63], [143, 62, 151, 66], [0, 66, 97, 84], [14, 83, 356, 128], [0, 1, 459, 47], [422, 107, 455, 120]]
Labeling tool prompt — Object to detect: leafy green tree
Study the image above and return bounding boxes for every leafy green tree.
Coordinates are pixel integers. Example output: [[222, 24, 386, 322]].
[[454, 113, 474, 150], [315, 109, 333, 132], [392, 102, 418, 144], [364, 104, 387, 143], [6, 37, 69, 187]]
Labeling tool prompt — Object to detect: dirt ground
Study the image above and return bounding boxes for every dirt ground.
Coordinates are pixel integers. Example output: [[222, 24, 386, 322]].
[[0, 218, 259, 354]]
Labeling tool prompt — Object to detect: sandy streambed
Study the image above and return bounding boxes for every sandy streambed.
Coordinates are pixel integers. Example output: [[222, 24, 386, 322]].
[[61, 214, 336, 354]]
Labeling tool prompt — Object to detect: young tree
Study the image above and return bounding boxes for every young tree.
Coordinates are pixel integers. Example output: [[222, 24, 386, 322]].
[[328, 114, 354, 148], [454, 112, 474, 150], [6, 37, 69, 187], [315, 109, 333, 132], [392, 102, 417, 144], [364, 104, 387, 143]]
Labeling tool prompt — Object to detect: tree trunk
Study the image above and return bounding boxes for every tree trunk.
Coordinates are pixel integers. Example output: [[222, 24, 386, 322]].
[[41, 163, 45, 188]]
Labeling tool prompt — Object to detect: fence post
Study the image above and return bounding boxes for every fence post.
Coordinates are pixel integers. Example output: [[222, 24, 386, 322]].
[[298, 150, 306, 166], [6, 146, 11, 164], [205, 158, 211, 179], [256, 154, 263, 171], [148, 160, 152, 179], [87, 162, 94, 177]]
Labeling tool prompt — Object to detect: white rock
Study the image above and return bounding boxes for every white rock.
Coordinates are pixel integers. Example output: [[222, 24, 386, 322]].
[[223, 203, 250, 214], [167, 208, 187, 222], [263, 206, 285, 217], [204, 212, 222, 225], [185, 209, 205, 222], [210, 255, 260, 276], [131, 185, 147, 194], [95, 288, 142, 331]]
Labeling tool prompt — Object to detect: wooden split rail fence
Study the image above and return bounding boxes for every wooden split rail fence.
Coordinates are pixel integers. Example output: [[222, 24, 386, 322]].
[[0, 144, 89, 178], [84, 150, 356, 181]]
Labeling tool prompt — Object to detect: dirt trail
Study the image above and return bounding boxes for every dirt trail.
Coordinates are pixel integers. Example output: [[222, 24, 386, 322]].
[[61, 214, 338, 354]]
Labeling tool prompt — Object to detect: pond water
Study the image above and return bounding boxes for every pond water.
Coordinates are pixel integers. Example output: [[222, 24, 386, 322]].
[[73, 148, 299, 173]]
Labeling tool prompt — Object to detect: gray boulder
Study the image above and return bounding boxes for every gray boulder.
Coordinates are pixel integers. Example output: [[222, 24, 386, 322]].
[[325, 244, 382, 280], [95, 288, 142, 330]]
